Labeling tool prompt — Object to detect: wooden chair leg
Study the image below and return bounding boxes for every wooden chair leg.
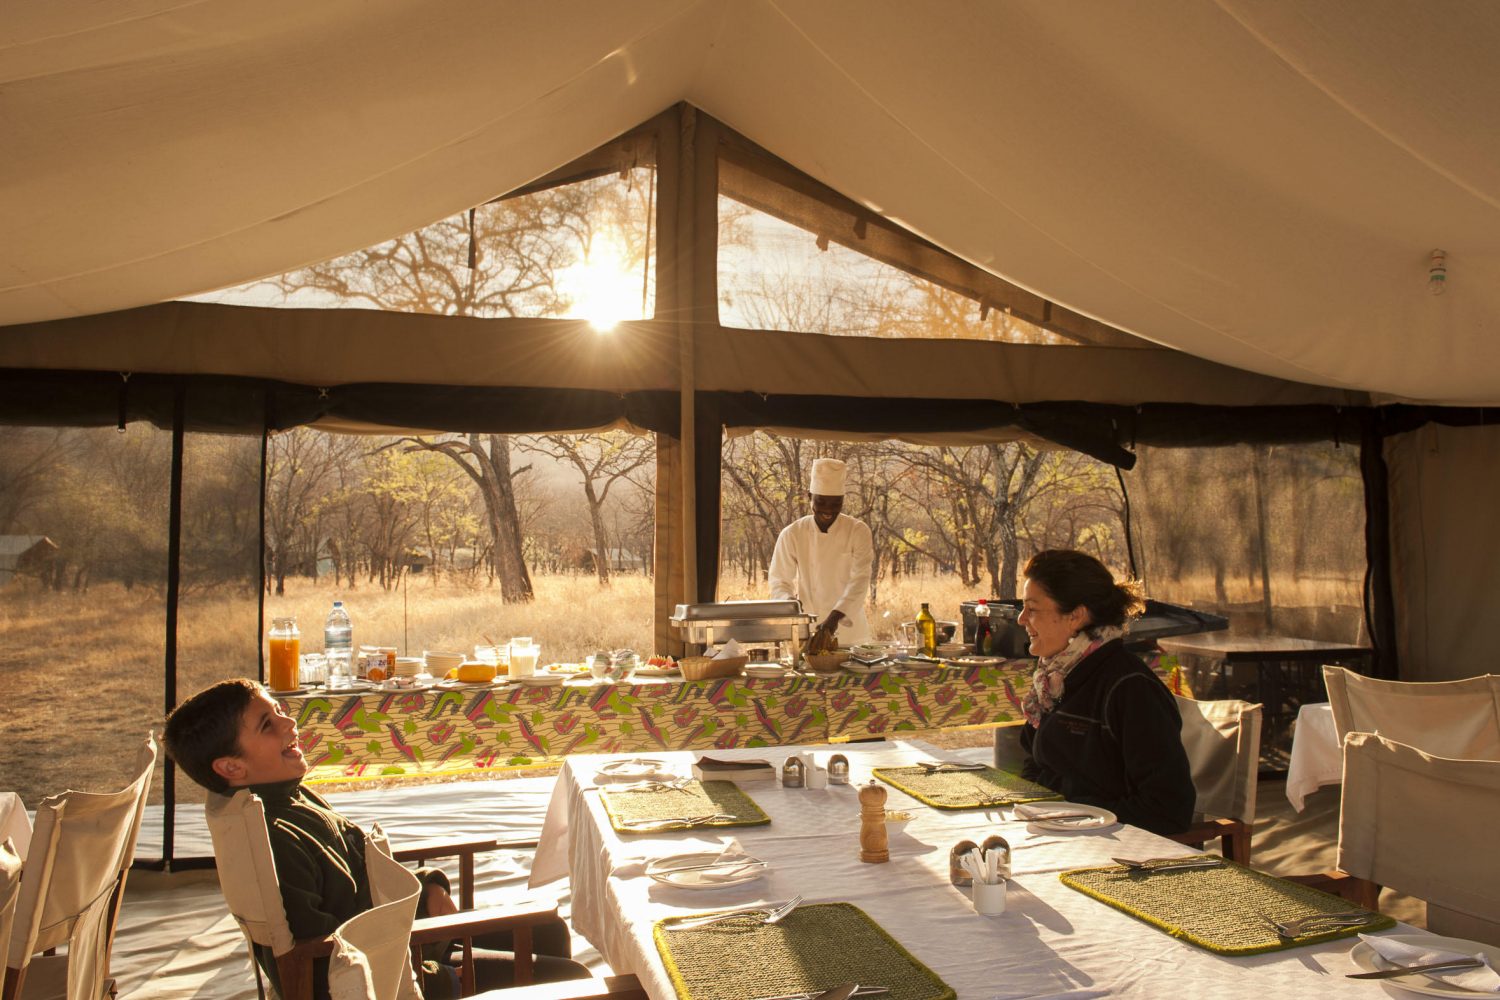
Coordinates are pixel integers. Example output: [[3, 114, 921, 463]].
[[4, 964, 25, 1000]]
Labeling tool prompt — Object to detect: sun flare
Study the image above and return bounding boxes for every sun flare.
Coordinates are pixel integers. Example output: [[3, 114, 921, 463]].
[[558, 240, 642, 332]]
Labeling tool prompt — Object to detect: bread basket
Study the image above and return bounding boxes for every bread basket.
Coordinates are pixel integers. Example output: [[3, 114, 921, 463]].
[[803, 651, 850, 673], [679, 654, 749, 681]]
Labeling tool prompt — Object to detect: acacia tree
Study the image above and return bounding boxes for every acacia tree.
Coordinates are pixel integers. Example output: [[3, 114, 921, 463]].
[[260, 172, 652, 601], [518, 431, 654, 584]]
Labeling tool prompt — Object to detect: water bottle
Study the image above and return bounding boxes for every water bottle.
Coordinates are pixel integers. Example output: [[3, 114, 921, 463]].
[[324, 601, 353, 688], [973, 599, 994, 656]]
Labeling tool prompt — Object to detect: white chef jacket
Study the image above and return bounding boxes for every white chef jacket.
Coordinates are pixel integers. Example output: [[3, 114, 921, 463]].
[[767, 513, 873, 645]]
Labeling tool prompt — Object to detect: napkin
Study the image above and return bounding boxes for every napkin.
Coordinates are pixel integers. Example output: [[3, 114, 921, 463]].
[[1357, 933, 1500, 992], [1015, 803, 1090, 823], [712, 638, 744, 660]]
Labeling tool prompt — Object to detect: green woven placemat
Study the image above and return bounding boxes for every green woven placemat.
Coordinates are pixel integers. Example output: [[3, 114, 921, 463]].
[[1059, 858, 1396, 955], [871, 766, 1062, 809], [602, 780, 770, 833], [655, 902, 954, 1000]]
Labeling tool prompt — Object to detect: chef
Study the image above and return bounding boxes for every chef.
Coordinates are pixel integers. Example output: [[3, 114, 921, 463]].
[[768, 458, 874, 650]]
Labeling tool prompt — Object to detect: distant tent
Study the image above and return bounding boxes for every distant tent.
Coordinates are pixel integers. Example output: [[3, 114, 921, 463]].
[[0, 535, 58, 586], [587, 547, 645, 573]]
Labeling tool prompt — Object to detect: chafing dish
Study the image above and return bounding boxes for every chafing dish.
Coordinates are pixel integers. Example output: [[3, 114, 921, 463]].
[[669, 600, 817, 660]]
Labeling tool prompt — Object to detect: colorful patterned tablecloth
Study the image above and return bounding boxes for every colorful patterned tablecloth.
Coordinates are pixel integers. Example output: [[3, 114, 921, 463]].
[[282, 653, 1188, 782]]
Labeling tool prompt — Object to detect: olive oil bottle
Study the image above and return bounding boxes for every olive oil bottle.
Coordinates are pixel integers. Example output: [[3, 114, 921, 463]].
[[916, 602, 938, 656]]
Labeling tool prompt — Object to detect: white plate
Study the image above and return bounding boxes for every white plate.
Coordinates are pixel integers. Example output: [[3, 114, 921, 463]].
[[1017, 802, 1118, 831], [268, 687, 313, 697], [516, 673, 566, 687], [1350, 934, 1500, 997], [744, 664, 789, 679], [635, 665, 681, 677], [646, 851, 766, 889], [597, 759, 673, 782], [842, 660, 893, 675]]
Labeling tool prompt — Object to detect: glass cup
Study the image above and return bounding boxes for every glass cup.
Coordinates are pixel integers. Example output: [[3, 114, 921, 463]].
[[509, 637, 539, 679], [299, 652, 328, 686]]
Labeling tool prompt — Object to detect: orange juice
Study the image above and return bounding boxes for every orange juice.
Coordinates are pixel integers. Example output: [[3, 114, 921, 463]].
[[268, 617, 301, 692]]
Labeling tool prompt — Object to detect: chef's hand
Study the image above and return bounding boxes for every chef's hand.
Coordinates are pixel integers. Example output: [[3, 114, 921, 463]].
[[810, 612, 845, 654]]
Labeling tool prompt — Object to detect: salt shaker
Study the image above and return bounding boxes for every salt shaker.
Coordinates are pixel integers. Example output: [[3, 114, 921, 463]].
[[949, 839, 979, 886], [859, 782, 889, 863], [781, 755, 805, 788], [827, 753, 850, 785]]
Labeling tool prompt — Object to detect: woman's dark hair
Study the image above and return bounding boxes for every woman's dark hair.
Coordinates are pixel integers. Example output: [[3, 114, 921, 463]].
[[163, 678, 262, 794], [1023, 549, 1145, 628]]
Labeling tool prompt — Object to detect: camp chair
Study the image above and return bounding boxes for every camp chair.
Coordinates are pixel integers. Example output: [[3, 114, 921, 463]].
[[1165, 696, 1262, 864], [205, 789, 635, 1000], [1337, 732, 1500, 945], [0, 842, 22, 982], [4, 734, 158, 1000], [325, 848, 423, 1000], [1323, 666, 1500, 759]]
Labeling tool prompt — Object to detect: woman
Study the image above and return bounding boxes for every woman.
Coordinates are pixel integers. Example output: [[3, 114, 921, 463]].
[[1017, 550, 1195, 835]]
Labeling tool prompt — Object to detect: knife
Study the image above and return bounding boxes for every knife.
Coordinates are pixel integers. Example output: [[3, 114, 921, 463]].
[[1346, 958, 1486, 980]]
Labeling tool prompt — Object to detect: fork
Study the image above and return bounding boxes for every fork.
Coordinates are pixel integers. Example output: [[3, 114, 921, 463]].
[[1112, 856, 1224, 873], [618, 812, 735, 829], [1266, 912, 1374, 937], [664, 894, 803, 931]]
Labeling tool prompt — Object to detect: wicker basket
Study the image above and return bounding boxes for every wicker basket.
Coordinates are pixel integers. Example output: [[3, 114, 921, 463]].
[[679, 654, 749, 681], [804, 651, 850, 672]]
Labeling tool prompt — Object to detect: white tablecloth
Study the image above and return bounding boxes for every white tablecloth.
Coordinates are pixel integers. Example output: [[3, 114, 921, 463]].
[[534, 740, 1423, 1000], [1286, 703, 1341, 812], [0, 792, 31, 860]]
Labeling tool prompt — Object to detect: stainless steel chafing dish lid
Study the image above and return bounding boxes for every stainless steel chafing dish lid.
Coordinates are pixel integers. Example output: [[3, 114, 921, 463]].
[[670, 599, 809, 623], [669, 600, 816, 644]]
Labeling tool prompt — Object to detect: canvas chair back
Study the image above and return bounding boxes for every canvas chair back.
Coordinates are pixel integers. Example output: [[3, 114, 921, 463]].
[[1174, 695, 1262, 825], [1323, 666, 1500, 760], [1339, 732, 1500, 945], [203, 789, 297, 957], [327, 850, 422, 1000], [0, 841, 22, 978], [205, 791, 422, 1000], [6, 734, 158, 1000]]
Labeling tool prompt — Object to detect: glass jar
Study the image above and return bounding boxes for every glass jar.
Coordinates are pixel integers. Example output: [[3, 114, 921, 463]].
[[509, 637, 539, 679], [827, 753, 851, 785], [268, 617, 301, 693]]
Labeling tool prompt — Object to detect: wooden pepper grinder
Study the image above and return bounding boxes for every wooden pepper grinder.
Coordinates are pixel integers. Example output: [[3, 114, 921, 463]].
[[859, 782, 889, 863]]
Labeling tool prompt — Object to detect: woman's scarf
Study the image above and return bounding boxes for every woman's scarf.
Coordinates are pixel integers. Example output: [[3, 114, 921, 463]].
[[1022, 624, 1125, 727]]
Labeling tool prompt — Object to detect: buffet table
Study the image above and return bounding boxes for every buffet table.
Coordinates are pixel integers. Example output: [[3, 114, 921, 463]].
[[279, 661, 1038, 781], [531, 741, 1426, 1000]]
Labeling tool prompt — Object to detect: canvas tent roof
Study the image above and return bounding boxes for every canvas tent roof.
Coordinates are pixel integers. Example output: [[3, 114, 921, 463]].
[[3, 1, 1499, 404]]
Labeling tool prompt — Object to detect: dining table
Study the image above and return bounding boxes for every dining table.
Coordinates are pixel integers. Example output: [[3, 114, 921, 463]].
[[530, 740, 1455, 1000], [1285, 702, 1342, 812]]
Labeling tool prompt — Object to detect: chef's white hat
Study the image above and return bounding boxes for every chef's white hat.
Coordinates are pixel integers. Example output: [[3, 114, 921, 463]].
[[809, 458, 847, 495]]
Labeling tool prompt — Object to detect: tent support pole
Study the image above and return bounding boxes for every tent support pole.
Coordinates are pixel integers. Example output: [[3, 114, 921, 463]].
[[1361, 419, 1399, 679]]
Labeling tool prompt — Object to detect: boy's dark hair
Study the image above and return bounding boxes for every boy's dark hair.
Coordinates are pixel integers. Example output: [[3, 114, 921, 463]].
[[163, 678, 262, 794]]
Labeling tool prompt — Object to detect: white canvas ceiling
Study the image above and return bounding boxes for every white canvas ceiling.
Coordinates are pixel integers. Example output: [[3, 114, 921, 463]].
[[4, 0, 1498, 403]]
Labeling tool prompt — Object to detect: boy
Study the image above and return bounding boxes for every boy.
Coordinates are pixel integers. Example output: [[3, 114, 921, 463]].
[[163, 678, 586, 998]]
